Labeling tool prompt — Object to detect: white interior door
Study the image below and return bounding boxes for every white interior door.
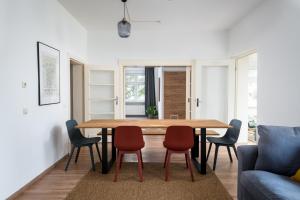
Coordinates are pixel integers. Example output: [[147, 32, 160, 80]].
[[193, 60, 235, 124], [85, 66, 119, 136], [201, 66, 228, 121]]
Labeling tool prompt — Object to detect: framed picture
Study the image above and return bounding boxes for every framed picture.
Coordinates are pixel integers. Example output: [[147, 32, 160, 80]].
[[37, 42, 60, 105]]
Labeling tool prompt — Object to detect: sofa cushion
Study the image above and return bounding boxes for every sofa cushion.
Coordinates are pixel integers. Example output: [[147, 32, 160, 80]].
[[255, 125, 300, 176], [291, 168, 300, 182], [240, 170, 300, 200]]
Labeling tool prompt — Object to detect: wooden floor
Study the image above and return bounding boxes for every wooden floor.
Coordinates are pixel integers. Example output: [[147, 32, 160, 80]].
[[14, 136, 238, 200]]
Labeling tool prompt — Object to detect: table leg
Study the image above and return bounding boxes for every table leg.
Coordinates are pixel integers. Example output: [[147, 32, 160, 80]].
[[111, 128, 116, 162], [191, 128, 207, 175], [101, 128, 109, 174], [200, 128, 207, 174], [191, 128, 199, 158], [101, 128, 117, 174]]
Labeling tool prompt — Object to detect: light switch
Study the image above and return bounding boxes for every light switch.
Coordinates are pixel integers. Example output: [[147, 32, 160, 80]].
[[22, 81, 27, 88], [23, 108, 28, 115]]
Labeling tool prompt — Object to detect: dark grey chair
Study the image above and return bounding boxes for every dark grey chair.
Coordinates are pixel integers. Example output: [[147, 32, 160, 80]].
[[65, 120, 102, 171], [206, 119, 242, 170]]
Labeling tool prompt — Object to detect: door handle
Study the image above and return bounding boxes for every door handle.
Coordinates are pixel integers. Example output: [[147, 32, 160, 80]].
[[113, 96, 119, 105], [196, 98, 203, 107]]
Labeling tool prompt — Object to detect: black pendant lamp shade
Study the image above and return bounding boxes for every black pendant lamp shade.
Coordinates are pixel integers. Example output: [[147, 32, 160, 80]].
[[118, 0, 131, 38], [118, 18, 131, 38]]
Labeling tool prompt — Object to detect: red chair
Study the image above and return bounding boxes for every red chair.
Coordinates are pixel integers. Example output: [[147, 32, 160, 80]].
[[114, 126, 145, 182], [163, 126, 194, 181]]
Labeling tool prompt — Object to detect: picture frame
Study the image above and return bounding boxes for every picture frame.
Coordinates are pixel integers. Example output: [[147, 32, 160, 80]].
[[37, 42, 60, 106]]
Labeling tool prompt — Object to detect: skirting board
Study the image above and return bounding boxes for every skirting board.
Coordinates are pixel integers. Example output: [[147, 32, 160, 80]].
[[7, 154, 68, 200]]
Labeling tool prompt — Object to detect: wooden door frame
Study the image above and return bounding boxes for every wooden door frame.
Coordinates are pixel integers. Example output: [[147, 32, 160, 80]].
[[67, 52, 86, 121], [70, 59, 85, 122]]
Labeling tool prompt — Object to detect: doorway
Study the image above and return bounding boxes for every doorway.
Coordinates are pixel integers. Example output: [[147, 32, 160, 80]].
[[70, 59, 85, 124], [236, 53, 258, 142], [123, 66, 191, 119]]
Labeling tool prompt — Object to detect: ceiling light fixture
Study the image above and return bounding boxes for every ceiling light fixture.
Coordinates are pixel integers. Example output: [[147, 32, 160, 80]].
[[118, 0, 131, 38]]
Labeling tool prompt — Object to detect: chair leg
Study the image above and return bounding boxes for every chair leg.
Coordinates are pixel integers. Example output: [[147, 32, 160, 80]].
[[120, 152, 124, 169], [88, 146, 96, 171], [213, 145, 219, 171], [232, 145, 238, 160], [163, 149, 168, 168], [65, 146, 75, 171], [75, 147, 81, 163], [95, 143, 102, 162], [206, 143, 212, 161], [140, 150, 144, 169], [227, 146, 233, 163], [114, 151, 122, 182], [185, 152, 194, 182], [165, 150, 171, 181], [185, 153, 188, 169], [137, 150, 144, 182]]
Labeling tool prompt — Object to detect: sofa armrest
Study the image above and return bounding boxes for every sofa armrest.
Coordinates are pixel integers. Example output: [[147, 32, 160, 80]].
[[237, 145, 258, 172], [237, 145, 258, 200]]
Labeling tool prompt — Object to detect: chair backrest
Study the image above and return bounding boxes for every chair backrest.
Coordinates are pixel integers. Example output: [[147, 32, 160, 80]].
[[224, 119, 242, 143], [165, 126, 194, 149], [66, 120, 85, 144], [114, 126, 144, 150]]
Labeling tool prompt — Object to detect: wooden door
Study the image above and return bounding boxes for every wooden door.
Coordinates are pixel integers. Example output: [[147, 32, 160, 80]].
[[164, 71, 186, 119]]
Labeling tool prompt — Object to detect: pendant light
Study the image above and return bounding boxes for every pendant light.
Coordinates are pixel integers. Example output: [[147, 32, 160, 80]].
[[118, 0, 131, 38]]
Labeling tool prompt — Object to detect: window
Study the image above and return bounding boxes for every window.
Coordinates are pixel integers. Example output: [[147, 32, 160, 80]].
[[125, 68, 145, 103]]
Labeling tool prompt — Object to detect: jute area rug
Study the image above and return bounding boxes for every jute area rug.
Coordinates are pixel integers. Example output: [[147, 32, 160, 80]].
[[66, 162, 232, 200]]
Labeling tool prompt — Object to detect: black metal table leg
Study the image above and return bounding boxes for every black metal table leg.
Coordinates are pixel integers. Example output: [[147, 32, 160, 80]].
[[101, 128, 109, 174], [192, 128, 207, 174], [111, 128, 116, 162], [191, 128, 199, 158], [200, 128, 207, 174], [101, 128, 117, 174]]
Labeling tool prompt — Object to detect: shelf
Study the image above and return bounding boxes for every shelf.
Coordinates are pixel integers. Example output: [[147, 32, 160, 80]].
[[90, 112, 114, 115], [89, 98, 115, 102], [89, 84, 114, 86]]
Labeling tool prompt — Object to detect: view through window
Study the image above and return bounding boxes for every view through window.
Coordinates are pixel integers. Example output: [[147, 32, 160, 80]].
[[125, 68, 145, 117]]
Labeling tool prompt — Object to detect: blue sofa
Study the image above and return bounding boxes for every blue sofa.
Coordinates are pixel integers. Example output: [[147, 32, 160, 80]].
[[237, 125, 300, 200]]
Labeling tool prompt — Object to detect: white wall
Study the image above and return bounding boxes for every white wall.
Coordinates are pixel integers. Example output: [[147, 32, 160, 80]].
[[88, 30, 228, 66], [0, 0, 87, 198], [229, 0, 300, 126], [88, 30, 228, 120]]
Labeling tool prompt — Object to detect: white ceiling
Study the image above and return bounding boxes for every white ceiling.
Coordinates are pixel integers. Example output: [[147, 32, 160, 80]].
[[58, 0, 265, 31]]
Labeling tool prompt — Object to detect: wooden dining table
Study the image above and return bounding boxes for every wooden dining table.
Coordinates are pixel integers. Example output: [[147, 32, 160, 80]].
[[77, 119, 230, 175]]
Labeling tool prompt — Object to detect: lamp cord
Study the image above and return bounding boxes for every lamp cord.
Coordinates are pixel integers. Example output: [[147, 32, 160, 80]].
[[123, 2, 126, 19], [125, 2, 131, 22]]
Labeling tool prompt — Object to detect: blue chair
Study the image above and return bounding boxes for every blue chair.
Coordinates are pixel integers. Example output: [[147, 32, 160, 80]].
[[65, 120, 102, 171], [206, 119, 242, 170]]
